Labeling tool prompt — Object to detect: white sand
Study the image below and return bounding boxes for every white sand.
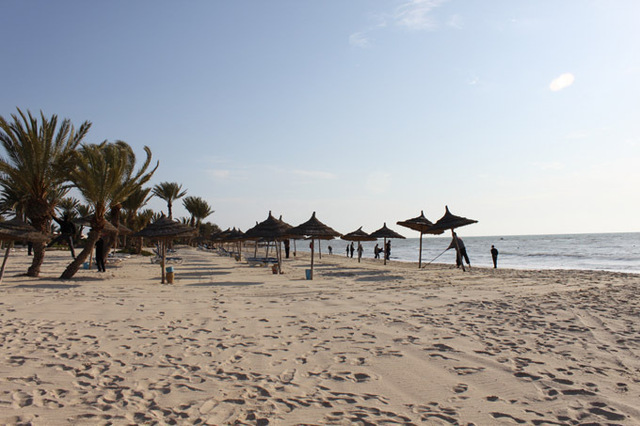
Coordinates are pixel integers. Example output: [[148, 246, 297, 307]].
[[1, 245, 639, 425]]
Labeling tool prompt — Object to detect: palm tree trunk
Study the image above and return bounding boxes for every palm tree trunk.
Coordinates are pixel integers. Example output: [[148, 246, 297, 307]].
[[27, 241, 46, 276], [0, 242, 14, 284], [60, 228, 100, 279]]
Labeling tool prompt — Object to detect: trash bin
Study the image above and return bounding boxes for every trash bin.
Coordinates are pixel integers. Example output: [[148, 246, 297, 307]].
[[305, 269, 312, 280], [166, 266, 174, 273], [166, 271, 175, 284]]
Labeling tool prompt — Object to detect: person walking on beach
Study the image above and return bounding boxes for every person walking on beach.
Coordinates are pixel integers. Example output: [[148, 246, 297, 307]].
[[95, 237, 106, 272], [448, 232, 470, 269], [385, 240, 391, 261], [328, 245, 333, 255], [47, 214, 76, 258], [374, 244, 380, 259], [349, 242, 355, 258], [491, 245, 499, 268], [357, 242, 363, 262]]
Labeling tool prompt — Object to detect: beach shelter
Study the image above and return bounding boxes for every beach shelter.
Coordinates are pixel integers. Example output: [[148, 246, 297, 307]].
[[289, 212, 341, 280], [341, 227, 376, 263], [370, 223, 406, 266], [429, 206, 478, 271], [0, 217, 50, 284], [244, 211, 293, 272], [133, 216, 196, 283], [397, 210, 443, 268]]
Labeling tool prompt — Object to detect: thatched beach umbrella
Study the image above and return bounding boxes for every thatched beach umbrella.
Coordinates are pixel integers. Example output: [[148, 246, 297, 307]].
[[133, 216, 196, 283], [370, 223, 406, 266], [0, 217, 50, 283], [429, 206, 478, 271], [341, 227, 376, 263], [289, 212, 341, 280], [244, 211, 293, 272], [397, 210, 443, 268]]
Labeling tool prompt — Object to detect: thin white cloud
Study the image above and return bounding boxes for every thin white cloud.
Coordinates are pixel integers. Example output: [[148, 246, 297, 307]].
[[206, 169, 230, 179], [291, 169, 336, 180], [447, 14, 464, 29], [564, 130, 589, 140], [549, 73, 575, 91], [532, 161, 564, 171], [394, 0, 448, 30], [349, 32, 370, 48]]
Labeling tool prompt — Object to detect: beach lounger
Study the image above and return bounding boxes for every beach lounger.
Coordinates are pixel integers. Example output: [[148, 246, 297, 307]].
[[246, 257, 279, 267]]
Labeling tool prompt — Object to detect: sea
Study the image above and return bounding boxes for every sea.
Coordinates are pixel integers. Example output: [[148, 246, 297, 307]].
[[307, 233, 640, 274]]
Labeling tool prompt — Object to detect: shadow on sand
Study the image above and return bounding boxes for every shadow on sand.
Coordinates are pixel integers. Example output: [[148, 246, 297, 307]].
[[185, 281, 263, 287]]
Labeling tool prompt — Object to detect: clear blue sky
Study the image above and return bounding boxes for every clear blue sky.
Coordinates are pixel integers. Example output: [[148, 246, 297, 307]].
[[2, 0, 639, 236]]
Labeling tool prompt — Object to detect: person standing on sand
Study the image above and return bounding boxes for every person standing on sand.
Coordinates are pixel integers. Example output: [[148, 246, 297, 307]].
[[346, 245, 349, 257], [448, 232, 470, 269], [95, 237, 106, 272], [374, 244, 380, 259], [47, 214, 77, 258], [350, 242, 355, 258], [357, 242, 363, 262], [284, 239, 290, 259], [328, 245, 333, 255], [491, 245, 499, 268]]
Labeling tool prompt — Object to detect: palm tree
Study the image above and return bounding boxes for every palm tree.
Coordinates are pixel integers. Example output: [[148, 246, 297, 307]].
[[56, 197, 81, 219], [60, 141, 157, 279], [122, 186, 152, 230], [121, 186, 152, 252], [152, 182, 186, 219], [182, 196, 214, 229], [0, 108, 90, 276]]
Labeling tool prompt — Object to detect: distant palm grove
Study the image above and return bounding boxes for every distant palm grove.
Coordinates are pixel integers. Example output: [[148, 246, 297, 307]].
[[0, 108, 218, 279]]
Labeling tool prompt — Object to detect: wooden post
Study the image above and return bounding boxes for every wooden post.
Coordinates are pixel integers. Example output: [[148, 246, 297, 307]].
[[310, 238, 315, 280], [418, 232, 423, 268], [383, 237, 387, 265], [451, 229, 465, 272], [161, 240, 166, 283]]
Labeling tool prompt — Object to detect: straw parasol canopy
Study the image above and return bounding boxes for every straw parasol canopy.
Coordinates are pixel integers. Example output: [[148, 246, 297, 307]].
[[370, 223, 406, 265], [397, 210, 443, 268], [244, 212, 294, 271], [0, 217, 50, 284], [133, 216, 196, 283], [430, 206, 478, 272], [0, 217, 50, 243], [289, 212, 341, 280], [340, 226, 376, 242], [244, 211, 293, 241], [429, 206, 478, 233]]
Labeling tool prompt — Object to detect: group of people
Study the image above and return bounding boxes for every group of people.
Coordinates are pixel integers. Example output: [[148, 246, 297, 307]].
[[449, 232, 500, 269], [345, 242, 365, 261]]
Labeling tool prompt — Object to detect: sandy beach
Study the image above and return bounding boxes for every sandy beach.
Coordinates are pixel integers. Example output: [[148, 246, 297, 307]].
[[1, 246, 639, 425]]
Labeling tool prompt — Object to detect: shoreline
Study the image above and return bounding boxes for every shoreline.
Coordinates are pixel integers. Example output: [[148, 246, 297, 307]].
[[1, 246, 639, 424]]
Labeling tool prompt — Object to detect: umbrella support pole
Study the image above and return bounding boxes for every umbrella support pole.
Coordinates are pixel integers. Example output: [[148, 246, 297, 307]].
[[0, 242, 13, 284], [310, 238, 315, 280], [425, 248, 448, 266], [418, 233, 423, 268], [161, 240, 166, 283], [383, 238, 387, 265], [452, 230, 465, 272]]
